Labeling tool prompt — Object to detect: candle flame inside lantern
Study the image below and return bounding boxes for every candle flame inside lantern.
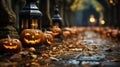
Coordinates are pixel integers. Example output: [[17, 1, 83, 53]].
[[31, 19, 38, 29]]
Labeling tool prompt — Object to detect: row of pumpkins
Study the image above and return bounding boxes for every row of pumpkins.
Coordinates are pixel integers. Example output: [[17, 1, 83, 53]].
[[0, 26, 78, 53], [92, 27, 120, 38], [0, 26, 120, 53]]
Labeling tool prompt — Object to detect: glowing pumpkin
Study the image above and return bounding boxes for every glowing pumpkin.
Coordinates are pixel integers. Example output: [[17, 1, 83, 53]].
[[42, 33, 54, 45], [0, 38, 22, 53], [20, 29, 43, 46], [52, 25, 62, 36]]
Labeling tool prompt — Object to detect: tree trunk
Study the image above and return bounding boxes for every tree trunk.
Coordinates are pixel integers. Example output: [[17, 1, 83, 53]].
[[0, 0, 16, 25]]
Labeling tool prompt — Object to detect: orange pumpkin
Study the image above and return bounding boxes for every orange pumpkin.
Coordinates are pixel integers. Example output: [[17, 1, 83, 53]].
[[78, 27, 85, 33], [93, 27, 101, 33], [42, 33, 54, 45], [63, 27, 77, 35], [111, 29, 119, 38], [70, 28, 77, 35], [106, 29, 112, 37], [20, 29, 43, 46], [52, 25, 62, 36], [62, 31, 71, 37], [0, 38, 22, 53], [44, 30, 54, 37]]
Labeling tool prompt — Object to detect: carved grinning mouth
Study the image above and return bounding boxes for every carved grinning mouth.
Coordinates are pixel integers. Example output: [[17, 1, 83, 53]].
[[24, 38, 41, 44], [53, 33, 60, 36], [46, 39, 52, 45], [3, 45, 17, 49]]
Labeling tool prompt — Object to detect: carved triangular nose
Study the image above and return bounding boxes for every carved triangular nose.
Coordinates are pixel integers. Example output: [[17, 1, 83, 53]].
[[9, 42, 12, 45], [32, 35, 35, 38]]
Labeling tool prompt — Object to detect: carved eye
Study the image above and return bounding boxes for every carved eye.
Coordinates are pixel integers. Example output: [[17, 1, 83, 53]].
[[4, 41, 8, 44], [25, 33, 30, 36], [15, 39, 19, 42]]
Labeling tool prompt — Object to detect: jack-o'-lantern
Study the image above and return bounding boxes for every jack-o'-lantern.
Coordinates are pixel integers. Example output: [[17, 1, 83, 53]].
[[52, 25, 62, 36], [43, 33, 54, 45], [20, 29, 43, 46], [0, 35, 22, 53]]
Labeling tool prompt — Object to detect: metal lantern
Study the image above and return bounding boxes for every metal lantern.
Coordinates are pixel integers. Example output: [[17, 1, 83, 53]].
[[52, 5, 62, 28], [19, 0, 42, 31]]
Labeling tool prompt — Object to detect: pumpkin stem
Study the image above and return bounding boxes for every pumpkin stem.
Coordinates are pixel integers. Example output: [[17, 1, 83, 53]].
[[8, 35, 12, 42]]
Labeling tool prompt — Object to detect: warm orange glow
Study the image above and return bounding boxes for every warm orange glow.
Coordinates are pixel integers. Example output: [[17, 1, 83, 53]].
[[100, 19, 105, 25], [109, 0, 114, 4], [96, 8, 101, 12], [32, 19, 38, 29], [109, 0, 116, 6], [26, 20, 28, 28], [21, 19, 24, 29], [89, 15, 96, 23], [21, 19, 28, 29]]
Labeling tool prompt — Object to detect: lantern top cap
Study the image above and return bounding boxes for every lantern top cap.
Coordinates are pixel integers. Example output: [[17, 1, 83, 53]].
[[20, 0, 42, 16], [52, 5, 62, 20], [54, 5, 59, 14]]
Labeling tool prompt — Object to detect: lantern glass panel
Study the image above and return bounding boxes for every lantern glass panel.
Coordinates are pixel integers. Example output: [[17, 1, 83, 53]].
[[31, 19, 38, 29], [21, 19, 28, 29]]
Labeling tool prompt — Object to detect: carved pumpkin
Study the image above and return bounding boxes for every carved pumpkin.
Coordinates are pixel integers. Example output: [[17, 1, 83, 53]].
[[52, 25, 62, 36], [43, 33, 54, 45], [20, 29, 43, 46], [0, 38, 22, 53]]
